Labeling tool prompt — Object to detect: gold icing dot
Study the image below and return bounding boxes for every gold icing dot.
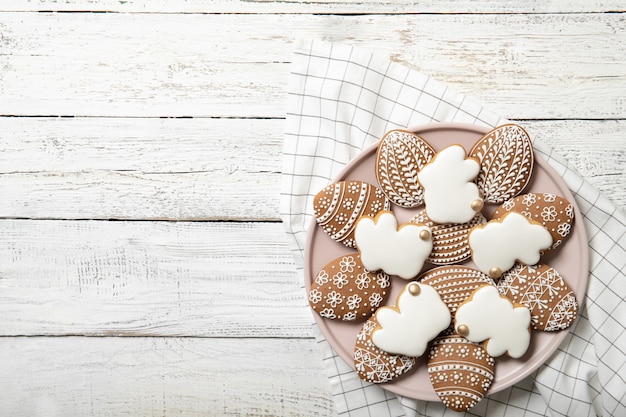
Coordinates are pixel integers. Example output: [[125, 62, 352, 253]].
[[419, 229, 431, 240], [457, 324, 470, 336], [408, 283, 421, 296], [489, 267, 503, 279], [470, 199, 484, 212]]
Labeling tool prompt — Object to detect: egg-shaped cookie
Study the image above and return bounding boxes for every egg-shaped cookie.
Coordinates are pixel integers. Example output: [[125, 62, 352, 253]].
[[410, 210, 487, 265], [375, 129, 435, 208], [427, 331, 495, 412], [497, 263, 579, 332], [492, 192, 574, 252], [313, 180, 390, 248], [419, 266, 495, 316], [308, 253, 390, 321], [469, 124, 534, 204], [354, 317, 417, 384]]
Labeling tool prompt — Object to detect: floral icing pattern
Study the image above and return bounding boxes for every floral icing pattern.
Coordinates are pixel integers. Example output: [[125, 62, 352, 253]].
[[309, 253, 390, 321]]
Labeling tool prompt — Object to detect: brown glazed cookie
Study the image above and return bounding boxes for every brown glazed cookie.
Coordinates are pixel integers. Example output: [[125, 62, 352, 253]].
[[497, 263, 579, 332], [418, 266, 495, 316], [375, 129, 435, 208], [353, 317, 417, 384], [313, 180, 390, 248], [469, 124, 534, 204], [492, 192, 575, 252], [308, 253, 390, 321], [428, 330, 495, 412], [410, 210, 487, 265]]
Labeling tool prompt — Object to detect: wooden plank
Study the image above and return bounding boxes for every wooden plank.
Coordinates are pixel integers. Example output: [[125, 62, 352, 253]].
[[0, 117, 623, 220], [1, 13, 624, 119], [0, 220, 314, 338], [1, 0, 623, 13], [522, 119, 626, 211], [0, 336, 334, 417], [0, 117, 281, 220]]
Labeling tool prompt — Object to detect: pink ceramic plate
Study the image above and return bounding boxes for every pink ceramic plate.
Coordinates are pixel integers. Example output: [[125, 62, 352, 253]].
[[304, 123, 589, 401]]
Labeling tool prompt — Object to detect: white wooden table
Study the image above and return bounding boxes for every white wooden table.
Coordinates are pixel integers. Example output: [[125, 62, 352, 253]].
[[0, 2, 624, 416]]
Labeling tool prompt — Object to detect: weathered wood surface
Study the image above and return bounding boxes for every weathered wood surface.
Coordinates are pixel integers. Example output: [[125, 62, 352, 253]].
[[0, 118, 623, 220], [0, 220, 312, 337], [0, 337, 334, 417], [1, 0, 624, 13], [0, 1, 624, 416], [1, 13, 625, 119]]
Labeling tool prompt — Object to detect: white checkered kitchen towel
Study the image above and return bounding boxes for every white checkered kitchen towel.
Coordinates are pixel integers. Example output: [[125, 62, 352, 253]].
[[280, 39, 625, 417]]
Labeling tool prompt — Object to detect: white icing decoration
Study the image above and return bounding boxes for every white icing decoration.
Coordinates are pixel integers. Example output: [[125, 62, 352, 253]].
[[469, 212, 552, 276], [354, 211, 432, 279], [455, 286, 531, 358], [417, 145, 481, 224], [372, 283, 451, 357]]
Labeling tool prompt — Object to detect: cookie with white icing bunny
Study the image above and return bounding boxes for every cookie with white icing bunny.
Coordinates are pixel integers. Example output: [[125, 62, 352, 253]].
[[354, 211, 432, 280], [492, 192, 575, 252], [371, 282, 451, 357], [417, 144, 484, 224], [455, 285, 532, 359], [468, 211, 553, 279]]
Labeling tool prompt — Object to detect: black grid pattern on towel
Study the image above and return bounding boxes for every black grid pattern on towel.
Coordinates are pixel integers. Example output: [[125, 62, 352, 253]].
[[280, 39, 625, 417]]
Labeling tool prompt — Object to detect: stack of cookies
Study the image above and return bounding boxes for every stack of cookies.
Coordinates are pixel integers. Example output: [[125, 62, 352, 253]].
[[308, 124, 579, 412]]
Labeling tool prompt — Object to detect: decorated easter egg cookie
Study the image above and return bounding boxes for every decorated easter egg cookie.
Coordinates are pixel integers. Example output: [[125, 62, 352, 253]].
[[410, 210, 487, 265], [469, 124, 534, 204], [497, 263, 579, 332], [354, 317, 417, 384], [313, 180, 390, 248], [419, 266, 496, 316], [428, 330, 495, 412], [375, 129, 436, 208], [308, 253, 390, 321]]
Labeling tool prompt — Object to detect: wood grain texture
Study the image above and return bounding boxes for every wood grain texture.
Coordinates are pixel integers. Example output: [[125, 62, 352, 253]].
[[0, 337, 334, 417], [0, 117, 281, 220], [0, 220, 313, 337], [0, 4, 624, 416], [1, 0, 624, 13], [1, 13, 625, 119], [0, 118, 623, 220]]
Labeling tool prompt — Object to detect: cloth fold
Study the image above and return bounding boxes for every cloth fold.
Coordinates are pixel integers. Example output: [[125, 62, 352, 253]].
[[280, 39, 625, 417]]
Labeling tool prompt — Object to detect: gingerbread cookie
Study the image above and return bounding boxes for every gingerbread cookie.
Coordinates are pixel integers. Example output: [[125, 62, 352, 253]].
[[417, 145, 484, 224], [354, 317, 417, 384], [497, 263, 579, 332], [418, 266, 495, 316], [354, 211, 432, 280], [469, 124, 534, 204], [455, 285, 531, 358], [375, 129, 435, 208], [371, 282, 451, 357], [428, 330, 495, 412], [410, 210, 487, 265], [492, 192, 574, 252], [468, 212, 553, 279], [313, 180, 390, 248], [308, 253, 390, 321]]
